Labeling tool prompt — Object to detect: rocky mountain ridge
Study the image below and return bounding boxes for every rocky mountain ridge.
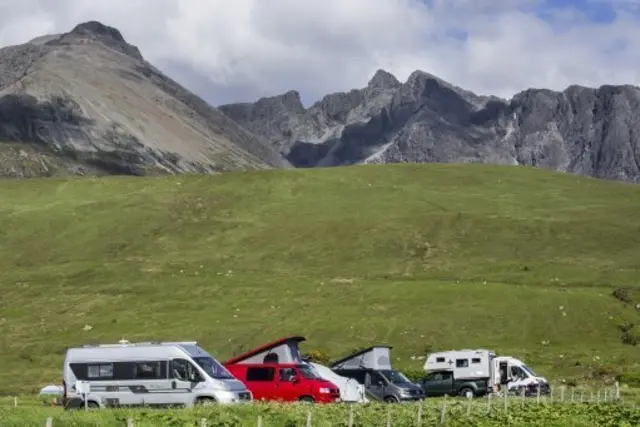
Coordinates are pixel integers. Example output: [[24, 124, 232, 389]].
[[220, 69, 640, 183], [0, 21, 289, 178]]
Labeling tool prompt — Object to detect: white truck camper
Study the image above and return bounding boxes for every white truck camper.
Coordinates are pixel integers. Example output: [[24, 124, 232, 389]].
[[62, 340, 252, 409], [308, 362, 368, 403]]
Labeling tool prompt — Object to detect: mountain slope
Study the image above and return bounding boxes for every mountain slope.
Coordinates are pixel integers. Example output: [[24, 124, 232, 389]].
[[1, 164, 639, 392], [219, 69, 640, 183], [0, 21, 289, 177]]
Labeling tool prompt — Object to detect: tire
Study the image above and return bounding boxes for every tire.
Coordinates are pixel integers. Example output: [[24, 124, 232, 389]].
[[384, 395, 399, 403], [459, 388, 475, 399], [298, 396, 314, 403]]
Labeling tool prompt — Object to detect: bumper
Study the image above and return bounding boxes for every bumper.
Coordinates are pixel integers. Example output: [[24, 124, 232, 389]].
[[214, 390, 253, 404]]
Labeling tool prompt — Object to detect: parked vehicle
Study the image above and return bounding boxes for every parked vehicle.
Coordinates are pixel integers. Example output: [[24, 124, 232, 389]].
[[224, 336, 341, 403], [62, 340, 251, 409], [493, 356, 551, 396], [424, 348, 496, 398], [418, 370, 490, 398], [330, 345, 425, 403]]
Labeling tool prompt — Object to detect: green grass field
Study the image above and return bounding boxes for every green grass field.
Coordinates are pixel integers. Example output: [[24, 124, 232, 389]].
[[0, 163, 639, 394]]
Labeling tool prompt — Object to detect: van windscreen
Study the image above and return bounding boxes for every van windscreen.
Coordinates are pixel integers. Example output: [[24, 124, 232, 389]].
[[193, 357, 235, 380], [296, 364, 322, 380]]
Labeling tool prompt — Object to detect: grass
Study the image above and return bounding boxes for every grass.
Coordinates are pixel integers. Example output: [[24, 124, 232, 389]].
[[0, 398, 639, 426], [0, 163, 640, 394]]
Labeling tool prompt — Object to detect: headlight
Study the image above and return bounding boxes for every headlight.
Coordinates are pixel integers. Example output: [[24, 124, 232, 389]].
[[319, 388, 331, 394]]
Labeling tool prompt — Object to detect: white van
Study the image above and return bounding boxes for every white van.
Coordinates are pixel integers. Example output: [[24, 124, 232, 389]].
[[62, 340, 252, 409]]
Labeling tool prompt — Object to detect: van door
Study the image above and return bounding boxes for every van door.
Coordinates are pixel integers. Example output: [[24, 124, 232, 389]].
[[245, 366, 276, 401], [276, 367, 299, 402], [365, 371, 386, 400], [128, 360, 171, 407], [170, 358, 204, 406]]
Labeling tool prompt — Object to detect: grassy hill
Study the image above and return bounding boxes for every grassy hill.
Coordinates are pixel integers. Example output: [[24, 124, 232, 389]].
[[0, 163, 639, 394]]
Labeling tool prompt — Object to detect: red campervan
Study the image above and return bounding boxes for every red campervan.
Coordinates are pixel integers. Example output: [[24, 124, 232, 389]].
[[224, 336, 341, 404]]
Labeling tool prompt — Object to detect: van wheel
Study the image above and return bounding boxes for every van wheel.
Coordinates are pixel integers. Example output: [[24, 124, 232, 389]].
[[298, 396, 314, 403], [459, 388, 474, 399], [196, 397, 216, 406], [384, 396, 398, 403]]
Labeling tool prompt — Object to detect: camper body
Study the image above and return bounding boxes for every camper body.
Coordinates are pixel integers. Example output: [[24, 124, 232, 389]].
[[422, 349, 494, 398], [224, 336, 341, 403], [330, 346, 424, 403], [62, 341, 251, 409], [493, 356, 551, 395]]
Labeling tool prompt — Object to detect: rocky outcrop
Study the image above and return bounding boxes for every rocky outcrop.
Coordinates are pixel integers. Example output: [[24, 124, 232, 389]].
[[0, 21, 289, 178], [220, 69, 640, 183]]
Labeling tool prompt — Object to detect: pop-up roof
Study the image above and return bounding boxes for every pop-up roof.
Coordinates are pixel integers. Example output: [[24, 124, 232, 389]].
[[224, 336, 305, 365], [330, 345, 393, 370]]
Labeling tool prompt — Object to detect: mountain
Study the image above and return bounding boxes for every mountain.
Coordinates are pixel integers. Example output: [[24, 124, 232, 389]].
[[0, 21, 289, 178], [219, 69, 640, 183]]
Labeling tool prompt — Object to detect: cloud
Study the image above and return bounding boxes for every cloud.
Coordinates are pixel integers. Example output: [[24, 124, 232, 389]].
[[0, 0, 639, 106]]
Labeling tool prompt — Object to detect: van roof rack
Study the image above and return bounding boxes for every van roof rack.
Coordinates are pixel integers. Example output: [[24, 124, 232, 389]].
[[81, 341, 198, 348]]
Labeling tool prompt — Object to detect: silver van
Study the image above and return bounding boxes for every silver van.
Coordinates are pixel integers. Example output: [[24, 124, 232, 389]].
[[62, 340, 252, 409]]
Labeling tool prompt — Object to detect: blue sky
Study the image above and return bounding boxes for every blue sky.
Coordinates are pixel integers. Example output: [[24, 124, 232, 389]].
[[0, 0, 639, 105]]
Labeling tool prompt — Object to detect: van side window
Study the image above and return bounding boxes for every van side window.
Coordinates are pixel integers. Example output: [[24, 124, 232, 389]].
[[134, 361, 164, 379], [436, 357, 445, 363], [279, 368, 296, 382], [246, 367, 274, 382], [171, 358, 200, 382], [456, 359, 469, 368], [471, 358, 481, 364], [87, 363, 113, 379]]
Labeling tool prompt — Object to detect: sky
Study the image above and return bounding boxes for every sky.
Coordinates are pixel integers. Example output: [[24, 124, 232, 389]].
[[0, 0, 639, 107]]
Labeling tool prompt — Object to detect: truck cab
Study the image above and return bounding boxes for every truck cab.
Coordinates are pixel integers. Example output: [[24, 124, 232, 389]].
[[494, 356, 551, 396], [225, 362, 340, 403], [418, 370, 490, 398]]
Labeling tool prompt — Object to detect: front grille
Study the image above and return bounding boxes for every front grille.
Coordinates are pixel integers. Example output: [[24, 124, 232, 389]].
[[238, 392, 252, 401]]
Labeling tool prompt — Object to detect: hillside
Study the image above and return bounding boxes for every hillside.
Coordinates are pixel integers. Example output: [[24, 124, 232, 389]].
[[0, 21, 289, 178], [220, 69, 640, 183], [0, 163, 639, 393]]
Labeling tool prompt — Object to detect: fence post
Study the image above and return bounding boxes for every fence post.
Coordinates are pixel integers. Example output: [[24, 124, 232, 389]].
[[348, 404, 354, 427], [386, 406, 391, 427], [560, 386, 565, 402], [536, 386, 541, 405], [45, 417, 52, 427], [466, 394, 472, 416], [306, 411, 312, 427], [127, 418, 134, 427], [570, 388, 574, 403], [200, 418, 207, 427], [486, 392, 492, 414], [615, 381, 620, 401], [14, 396, 17, 407], [439, 401, 447, 425], [257, 415, 263, 427], [416, 402, 422, 425], [503, 387, 508, 413]]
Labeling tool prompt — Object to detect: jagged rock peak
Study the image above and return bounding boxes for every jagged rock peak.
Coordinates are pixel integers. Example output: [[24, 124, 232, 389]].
[[259, 89, 305, 113], [52, 20, 143, 61], [70, 21, 126, 43], [367, 69, 401, 90]]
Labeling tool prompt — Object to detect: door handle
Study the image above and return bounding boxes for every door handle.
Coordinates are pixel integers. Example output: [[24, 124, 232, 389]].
[[171, 381, 176, 389]]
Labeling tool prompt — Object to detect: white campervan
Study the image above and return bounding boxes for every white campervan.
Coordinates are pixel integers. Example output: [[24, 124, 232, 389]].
[[62, 340, 252, 409], [493, 356, 551, 394]]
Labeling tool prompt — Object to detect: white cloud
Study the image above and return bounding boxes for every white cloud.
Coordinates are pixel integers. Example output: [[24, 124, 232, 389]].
[[0, 0, 639, 106]]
